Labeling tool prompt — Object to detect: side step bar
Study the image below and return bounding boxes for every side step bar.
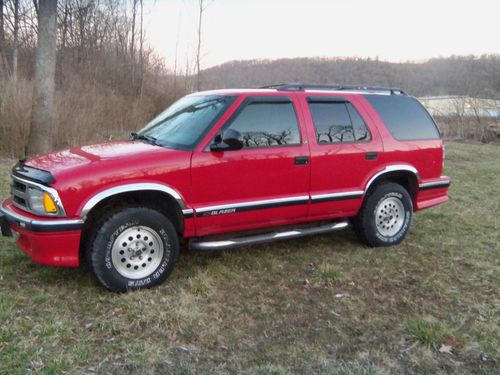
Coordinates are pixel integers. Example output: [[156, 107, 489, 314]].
[[189, 220, 349, 250]]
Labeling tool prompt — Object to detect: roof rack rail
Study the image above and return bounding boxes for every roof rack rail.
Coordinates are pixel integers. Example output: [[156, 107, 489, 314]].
[[260, 83, 408, 96]]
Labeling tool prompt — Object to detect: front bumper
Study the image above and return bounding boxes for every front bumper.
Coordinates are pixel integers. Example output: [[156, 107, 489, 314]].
[[1, 199, 83, 267]]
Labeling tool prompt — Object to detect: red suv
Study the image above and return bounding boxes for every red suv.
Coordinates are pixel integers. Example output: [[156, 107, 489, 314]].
[[0, 84, 450, 291]]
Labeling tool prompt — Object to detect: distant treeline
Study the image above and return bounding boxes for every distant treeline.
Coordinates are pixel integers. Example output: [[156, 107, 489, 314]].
[[201, 55, 500, 99], [1, 2, 498, 157]]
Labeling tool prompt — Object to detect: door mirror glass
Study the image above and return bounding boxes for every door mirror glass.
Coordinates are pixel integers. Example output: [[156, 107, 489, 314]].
[[210, 129, 244, 151]]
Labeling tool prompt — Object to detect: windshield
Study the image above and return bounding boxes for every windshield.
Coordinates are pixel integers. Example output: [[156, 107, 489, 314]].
[[138, 95, 234, 150]]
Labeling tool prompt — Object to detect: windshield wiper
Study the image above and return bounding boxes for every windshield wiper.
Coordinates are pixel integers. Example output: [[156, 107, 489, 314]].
[[130, 132, 159, 146]]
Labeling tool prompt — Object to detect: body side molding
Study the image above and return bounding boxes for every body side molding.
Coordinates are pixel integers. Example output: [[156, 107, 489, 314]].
[[195, 195, 309, 217], [418, 179, 451, 190], [311, 190, 364, 203], [80, 183, 188, 219]]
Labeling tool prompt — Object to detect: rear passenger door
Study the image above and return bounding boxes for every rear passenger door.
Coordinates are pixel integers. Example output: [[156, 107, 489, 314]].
[[191, 95, 311, 236], [301, 95, 383, 218]]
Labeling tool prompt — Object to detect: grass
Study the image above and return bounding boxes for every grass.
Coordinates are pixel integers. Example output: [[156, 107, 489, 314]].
[[406, 317, 457, 350], [0, 141, 499, 374]]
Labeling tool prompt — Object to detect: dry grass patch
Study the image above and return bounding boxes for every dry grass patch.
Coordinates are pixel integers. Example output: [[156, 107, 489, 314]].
[[0, 142, 499, 374]]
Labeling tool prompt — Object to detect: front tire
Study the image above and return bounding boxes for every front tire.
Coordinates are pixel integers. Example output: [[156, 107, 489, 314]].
[[87, 207, 179, 292], [353, 182, 413, 247]]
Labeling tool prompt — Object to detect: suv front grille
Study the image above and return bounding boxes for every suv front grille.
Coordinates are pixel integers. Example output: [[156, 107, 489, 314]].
[[11, 177, 29, 211], [13, 180, 27, 193], [10, 174, 66, 217]]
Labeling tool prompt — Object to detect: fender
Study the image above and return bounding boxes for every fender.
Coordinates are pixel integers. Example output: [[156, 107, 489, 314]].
[[364, 164, 420, 193], [79, 183, 192, 219]]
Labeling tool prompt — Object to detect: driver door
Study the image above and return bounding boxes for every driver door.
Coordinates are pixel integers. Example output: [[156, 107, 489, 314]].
[[190, 95, 311, 236]]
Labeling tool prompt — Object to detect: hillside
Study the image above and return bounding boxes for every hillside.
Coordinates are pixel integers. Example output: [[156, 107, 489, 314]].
[[202, 55, 500, 98]]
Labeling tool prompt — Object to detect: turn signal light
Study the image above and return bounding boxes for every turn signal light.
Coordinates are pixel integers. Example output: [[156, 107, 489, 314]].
[[43, 193, 58, 213]]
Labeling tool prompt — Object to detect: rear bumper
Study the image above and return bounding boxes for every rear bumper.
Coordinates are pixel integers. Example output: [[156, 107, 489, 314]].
[[1, 199, 83, 267], [415, 176, 451, 211]]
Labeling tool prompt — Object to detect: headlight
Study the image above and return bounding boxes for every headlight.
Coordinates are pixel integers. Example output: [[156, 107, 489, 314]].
[[27, 187, 59, 215]]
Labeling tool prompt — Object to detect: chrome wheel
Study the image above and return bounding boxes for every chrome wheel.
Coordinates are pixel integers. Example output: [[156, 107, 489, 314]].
[[375, 196, 405, 237], [111, 226, 164, 279]]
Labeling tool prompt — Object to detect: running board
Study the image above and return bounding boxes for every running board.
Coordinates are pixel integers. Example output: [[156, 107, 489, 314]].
[[189, 220, 349, 250]]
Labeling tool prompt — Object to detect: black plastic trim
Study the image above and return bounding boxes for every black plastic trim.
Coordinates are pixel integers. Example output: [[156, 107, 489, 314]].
[[306, 96, 348, 103], [197, 198, 309, 217], [311, 193, 363, 204], [0, 207, 83, 233], [30, 221, 84, 232], [246, 96, 293, 104], [418, 181, 451, 191], [261, 83, 408, 95], [12, 163, 55, 185]]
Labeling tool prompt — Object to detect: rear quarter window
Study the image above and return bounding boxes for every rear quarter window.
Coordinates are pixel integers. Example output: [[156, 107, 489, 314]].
[[364, 95, 441, 141]]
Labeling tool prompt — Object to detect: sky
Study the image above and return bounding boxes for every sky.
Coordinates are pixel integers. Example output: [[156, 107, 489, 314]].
[[144, 0, 500, 71]]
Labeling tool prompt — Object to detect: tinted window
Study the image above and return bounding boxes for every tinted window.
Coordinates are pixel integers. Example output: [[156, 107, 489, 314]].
[[347, 103, 371, 141], [364, 95, 440, 140], [308, 102, 371, 143], [140, 95, 234, 150], [227, 102, 301, 148]]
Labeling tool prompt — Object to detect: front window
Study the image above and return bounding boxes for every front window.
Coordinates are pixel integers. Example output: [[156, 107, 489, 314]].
[[138, 95, 235, 150], [224, 100, 301, 149]]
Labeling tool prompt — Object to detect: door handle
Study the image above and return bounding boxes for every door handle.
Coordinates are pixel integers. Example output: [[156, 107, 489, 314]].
[[294, 156, 309, 165], [365, 152, 378, 160]]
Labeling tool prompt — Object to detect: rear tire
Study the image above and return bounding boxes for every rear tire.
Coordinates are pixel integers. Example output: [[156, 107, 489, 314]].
[[86, 207, 179, 292], [353, 182, 412, 247]]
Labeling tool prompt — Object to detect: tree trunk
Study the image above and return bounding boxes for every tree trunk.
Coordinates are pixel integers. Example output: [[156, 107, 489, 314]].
[[26, 0, 57, 157], [130, 0, 137, 92], [138, 0, 144, 98], [0, 0, 5, 75], [12, 0, 19, 81], [196, 0, 203, 91]]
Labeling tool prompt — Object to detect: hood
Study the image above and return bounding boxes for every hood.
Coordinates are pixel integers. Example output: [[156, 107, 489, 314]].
[[26, 140, 171, 176], [23, 140, 192, 216]]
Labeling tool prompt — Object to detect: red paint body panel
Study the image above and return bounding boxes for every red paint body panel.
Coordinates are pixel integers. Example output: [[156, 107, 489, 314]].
[[1, 89, 451, 268], [2, 198, 82, 266], [356, 96, 444, 180], [191, 93, 311, 235], [13, 225, 81, 267], [298, 93, 384, 215], [26, 141, 193, 217]]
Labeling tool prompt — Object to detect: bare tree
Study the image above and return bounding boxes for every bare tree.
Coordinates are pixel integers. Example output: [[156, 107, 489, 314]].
[[138, 0, 144, 97], [25, 0, 57, 157], [173, 4, 182, 97], [130, 0, 138, 90], [0, 0, 5, 75], [196, 0, 212, 91], [12, 0, 19, 80]]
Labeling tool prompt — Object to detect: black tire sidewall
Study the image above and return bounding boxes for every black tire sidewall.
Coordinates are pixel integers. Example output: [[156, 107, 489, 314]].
[[89, 208, 179, 292], [363, 183, 413, 246]]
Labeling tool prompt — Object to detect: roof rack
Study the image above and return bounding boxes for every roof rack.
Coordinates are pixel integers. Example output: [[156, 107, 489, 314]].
[[260, 83, 408, 96]]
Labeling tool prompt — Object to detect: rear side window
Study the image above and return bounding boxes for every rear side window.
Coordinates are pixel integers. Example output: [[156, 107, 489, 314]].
[[308, 101, 371, 144], [364, 95, 440, 140], [227, 101, 301, 148]]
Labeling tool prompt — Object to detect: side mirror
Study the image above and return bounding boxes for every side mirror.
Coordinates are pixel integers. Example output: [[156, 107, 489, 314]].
[[210, 129, 244, 151]]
